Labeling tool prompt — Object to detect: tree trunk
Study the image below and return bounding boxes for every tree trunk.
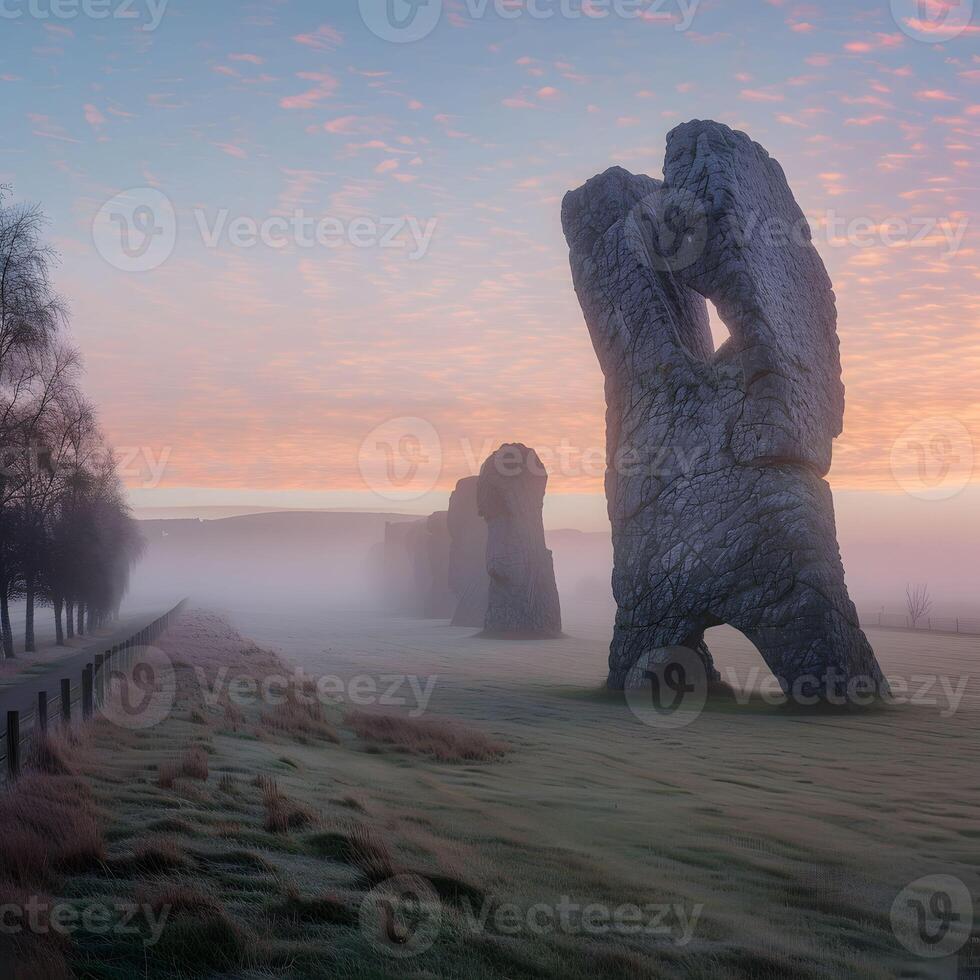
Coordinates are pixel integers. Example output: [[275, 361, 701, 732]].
[[87, 606, 95, 634], [0, 590, 14, 659], [66, 599, 75, 639], [25, 579, 36, 653], [77, 602, 85, 636], [54, 596, 64, 646]]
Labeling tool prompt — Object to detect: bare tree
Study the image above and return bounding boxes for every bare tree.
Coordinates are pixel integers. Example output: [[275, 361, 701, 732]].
[[0, 188, 68, 658], [906, 584, 932, 630]]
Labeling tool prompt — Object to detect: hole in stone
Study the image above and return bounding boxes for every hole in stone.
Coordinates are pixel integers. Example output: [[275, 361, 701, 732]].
[[706, 300, 732, 354], [704, 624, 777, 698]]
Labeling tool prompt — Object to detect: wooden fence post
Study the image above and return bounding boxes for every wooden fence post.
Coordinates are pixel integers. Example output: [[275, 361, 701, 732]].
[[61, 679, 72, 725], [94, 654, 105, 706], [38, 691, 48, 733], [6, 711, 20, 778], [82, 665, 93, 720]]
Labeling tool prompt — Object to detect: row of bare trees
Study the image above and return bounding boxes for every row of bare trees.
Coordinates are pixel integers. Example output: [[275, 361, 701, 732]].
[[0, 187, 143, 659]]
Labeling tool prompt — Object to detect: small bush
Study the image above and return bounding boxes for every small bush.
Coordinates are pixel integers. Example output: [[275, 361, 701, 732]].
[[345, 710, 507, 763]]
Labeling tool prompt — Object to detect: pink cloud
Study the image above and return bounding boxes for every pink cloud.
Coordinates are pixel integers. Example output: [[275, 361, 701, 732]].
[[375, 159, 399, 174], [916, 89, 958, 101], [537, 86, 560, 100], [213, 142, 247, 159], [280, 72, 338, 110], [845, 114, 887, 126], [741, 88, 784, 102], [844, 33, 903, 53], [229, 53, 265, 64], [83, 103, 105, 130], [322, 115, 383, 135], [292, 24, 343, 49]]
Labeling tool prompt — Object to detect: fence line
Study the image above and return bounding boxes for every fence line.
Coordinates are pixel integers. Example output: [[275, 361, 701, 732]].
[[0, 599, 187, 781], [860, 611, 980, 636]]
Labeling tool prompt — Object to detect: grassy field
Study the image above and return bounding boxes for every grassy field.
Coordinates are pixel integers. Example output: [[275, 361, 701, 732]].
[[1, 603, 978, 978]]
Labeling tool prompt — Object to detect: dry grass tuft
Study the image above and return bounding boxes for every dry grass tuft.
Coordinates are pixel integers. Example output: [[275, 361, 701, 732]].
[[25, 731, 78, 776], [345, 710, 508, 763], [157, 761, 179, 789], [259, 689, 339, 743], [308, 823, 397, 884], [180, 745, 209, 781], [136, 883, 255, 972], [135, 882, 223, 917], [274, 885, 357, 925], [260, 779, 318, 833], [0, 770, 103, 886], [126, 835, 188, 873], [0, 881, 70, 979], [223, 702, 245, 730]]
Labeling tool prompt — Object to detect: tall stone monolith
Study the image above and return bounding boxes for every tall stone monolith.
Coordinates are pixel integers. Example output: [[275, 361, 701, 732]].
[[562, 119, 886, 699]]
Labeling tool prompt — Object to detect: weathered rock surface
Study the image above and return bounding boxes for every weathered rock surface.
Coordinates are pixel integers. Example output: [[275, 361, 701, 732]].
[[477, 445, 562, 638], [425, 511, 457, 619], [562, 119, 886, 697], [447, 476, 490, 627]]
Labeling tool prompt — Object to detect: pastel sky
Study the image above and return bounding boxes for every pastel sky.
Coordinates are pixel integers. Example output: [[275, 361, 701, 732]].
[[0, 0, 977, 529]]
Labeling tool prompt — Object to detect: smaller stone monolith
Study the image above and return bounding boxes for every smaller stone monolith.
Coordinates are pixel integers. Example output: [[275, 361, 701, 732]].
[[477, 444, 562, 638], [447, 476, 490, 627], [425, 511, 457, 619]]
